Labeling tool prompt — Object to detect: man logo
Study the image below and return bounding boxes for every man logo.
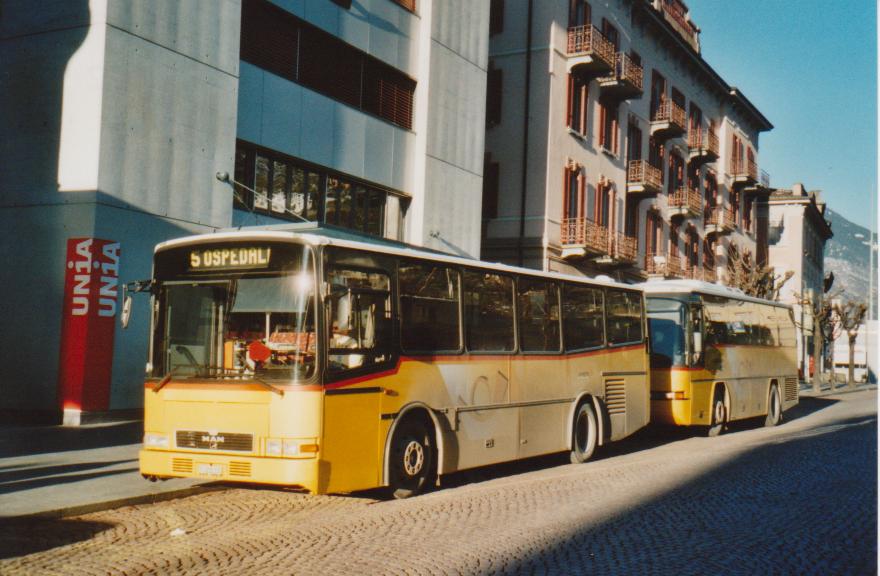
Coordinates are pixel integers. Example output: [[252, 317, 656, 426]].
[[201, 434, 225, 450]]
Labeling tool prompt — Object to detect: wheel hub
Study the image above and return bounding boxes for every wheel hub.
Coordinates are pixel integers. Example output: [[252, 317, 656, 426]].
[[403, 440, 424, 476]]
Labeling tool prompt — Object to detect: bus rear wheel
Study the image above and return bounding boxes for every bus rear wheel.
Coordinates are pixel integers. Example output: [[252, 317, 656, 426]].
[[570, 402, 598, 464], [764, 383, 782, 427], [388, 416, 436, 499], [706, 389, 727, 437]]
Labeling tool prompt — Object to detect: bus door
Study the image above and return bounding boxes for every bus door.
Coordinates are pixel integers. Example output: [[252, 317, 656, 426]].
[[513, 279, 567, 458], [322, 265, 394, 493]]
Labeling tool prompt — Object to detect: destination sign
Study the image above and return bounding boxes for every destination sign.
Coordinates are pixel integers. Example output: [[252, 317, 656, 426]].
[[189, 247, 272, 270]]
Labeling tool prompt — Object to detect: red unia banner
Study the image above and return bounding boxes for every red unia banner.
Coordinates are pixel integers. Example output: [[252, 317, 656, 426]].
[[57, 238, 121, 413]]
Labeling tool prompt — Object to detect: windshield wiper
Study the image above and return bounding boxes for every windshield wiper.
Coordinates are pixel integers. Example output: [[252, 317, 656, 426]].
[[252, 376, 284, 396]]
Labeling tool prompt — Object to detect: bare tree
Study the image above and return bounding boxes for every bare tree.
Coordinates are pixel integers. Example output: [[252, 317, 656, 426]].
[[726, 244, 794, 301], [833, 300, 868, 388], [795, 291, 840, 393]]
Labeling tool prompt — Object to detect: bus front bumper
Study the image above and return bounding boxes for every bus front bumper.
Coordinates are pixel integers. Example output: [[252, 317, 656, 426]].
[[139, 449, 321, 493]]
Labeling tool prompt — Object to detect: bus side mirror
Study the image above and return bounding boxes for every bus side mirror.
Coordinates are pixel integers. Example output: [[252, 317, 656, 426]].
[[120, 279, 154, 329], [121, 293, 133, 329]]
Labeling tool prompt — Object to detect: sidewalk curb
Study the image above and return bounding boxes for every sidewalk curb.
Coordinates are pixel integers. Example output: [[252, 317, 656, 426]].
[[1, 483, 225, 522], [799, 384, 877, 399]]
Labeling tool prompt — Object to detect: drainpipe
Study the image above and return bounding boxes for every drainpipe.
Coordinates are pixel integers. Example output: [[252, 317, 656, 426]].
[[517, 0, 534, 267]]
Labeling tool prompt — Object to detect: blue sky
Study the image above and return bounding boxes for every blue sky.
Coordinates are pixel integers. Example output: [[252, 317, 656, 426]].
[[687, 0, 877, 231]]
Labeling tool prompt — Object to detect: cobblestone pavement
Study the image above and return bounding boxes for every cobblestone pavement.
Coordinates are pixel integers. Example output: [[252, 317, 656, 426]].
[[1, 390, 875, 575]]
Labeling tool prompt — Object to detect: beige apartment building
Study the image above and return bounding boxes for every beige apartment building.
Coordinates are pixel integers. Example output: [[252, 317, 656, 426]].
[[482, 0, 772, 283], [767, 185, 834, 378]]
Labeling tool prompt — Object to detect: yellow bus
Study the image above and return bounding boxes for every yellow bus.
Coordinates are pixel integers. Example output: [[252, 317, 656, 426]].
[[138, 225, 650, 497], [643, 280, 798, 436]]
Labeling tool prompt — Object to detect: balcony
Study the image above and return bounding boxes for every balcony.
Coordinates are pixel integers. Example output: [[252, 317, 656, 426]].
[[685, 264, 717, 283], [687, 128, 719, 165], [566, 25, 615, 77], [659, 0, 700, 53], [598, 53, 644, 101], [560, 217, 608, 259], [668, 186, 702, 219], [650, 100, 686, 141], [744, 169, 773, 197], [627, 160, 663, 196], [704, 206, 736, 235], [644, 252, 685, 278], [596, 231, 638, 267], [731, 157, 758, 188]]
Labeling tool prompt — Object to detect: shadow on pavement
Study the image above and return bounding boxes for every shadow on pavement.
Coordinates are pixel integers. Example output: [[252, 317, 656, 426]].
[[503, 415, 878, 575], [0, 517, 117, 560], [0, 421, 142, 458], [0, 464, 138, 495]]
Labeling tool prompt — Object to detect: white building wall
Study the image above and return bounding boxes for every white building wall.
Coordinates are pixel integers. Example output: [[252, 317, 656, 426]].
[[0, 0, 240, 414]]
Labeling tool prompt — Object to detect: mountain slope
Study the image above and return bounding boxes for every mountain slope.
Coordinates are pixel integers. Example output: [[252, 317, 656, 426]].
[[824, 208, 877, 318]]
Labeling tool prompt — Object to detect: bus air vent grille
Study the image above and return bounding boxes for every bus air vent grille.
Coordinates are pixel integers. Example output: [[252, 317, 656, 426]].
[[605, 379, 626, 415], [784, 377, 798, 402], [172, 458, 193, 474], [176, 431, 254, 452], [229, 462, 252, 477]]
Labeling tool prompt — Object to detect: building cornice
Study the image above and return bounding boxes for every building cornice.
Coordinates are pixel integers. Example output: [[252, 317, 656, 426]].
[[633, 1, 773, 133]]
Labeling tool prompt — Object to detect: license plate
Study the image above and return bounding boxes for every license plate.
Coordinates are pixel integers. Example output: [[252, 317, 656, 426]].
[[197, 463, 223, 477]]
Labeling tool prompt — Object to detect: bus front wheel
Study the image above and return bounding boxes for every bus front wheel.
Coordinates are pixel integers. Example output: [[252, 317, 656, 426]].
[[388, 416, 436, 499], [764, 383, 782, 427], [706, 389, 727, 437], [570, 401, 598, 464]]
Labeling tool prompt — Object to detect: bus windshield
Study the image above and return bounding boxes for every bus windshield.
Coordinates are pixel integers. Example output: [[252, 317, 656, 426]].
[[152, 245, 317, 382], [647, 297, 687, 368]]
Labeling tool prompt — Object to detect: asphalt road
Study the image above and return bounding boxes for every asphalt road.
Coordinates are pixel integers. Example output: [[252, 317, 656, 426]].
[[0, 389, 875, 575]]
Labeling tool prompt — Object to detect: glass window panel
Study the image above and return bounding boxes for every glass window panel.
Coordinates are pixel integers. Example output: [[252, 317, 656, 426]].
[[254, 155, 270, 210], [271, 160, 288, 213], [325, 176, 339, 224], [289, 167, 305, 216], [367, 191, 385, 236], [339, 181, 353, 228], [399, 262, 461, 352], [463, 271, 515, 352], [352, 185, 367, 232], [307, 172, 320, 221], [517, 278, 561, 352], [606, 290, 643, 345], [563, 284, 604, 351]]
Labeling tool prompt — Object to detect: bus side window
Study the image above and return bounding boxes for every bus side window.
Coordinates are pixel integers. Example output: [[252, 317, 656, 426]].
[[327, 268, 392, 372], [463, 271, 515, 352], [517, 278, 561, 353], [606, 289, 643, 345], [399, 262, 461, 353], [562, 284, 604, 351]]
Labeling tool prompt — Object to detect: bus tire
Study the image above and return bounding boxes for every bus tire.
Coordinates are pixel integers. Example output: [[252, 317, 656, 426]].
[[388, 416, 436, 499], [764, 383, 782, 427], [706, 387, 727, 437], [570, 401, 598, 464]]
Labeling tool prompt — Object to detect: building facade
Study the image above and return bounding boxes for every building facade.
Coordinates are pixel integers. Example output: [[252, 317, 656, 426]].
[[0, 0, 488, 422], [767, 184, 834, 378], [483, 0, 772, 284]]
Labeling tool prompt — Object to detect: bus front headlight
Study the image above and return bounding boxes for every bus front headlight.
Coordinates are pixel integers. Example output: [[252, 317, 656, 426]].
[[266, 438, 283, 456], [144, 433, 169, 448]]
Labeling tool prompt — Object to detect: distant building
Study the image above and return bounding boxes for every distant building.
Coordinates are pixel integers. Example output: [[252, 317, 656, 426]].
[[482, 0, 773, 284], [831, 320, 877, 384], [767, 184, 834, 378], [0, 0, 489, 422]]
